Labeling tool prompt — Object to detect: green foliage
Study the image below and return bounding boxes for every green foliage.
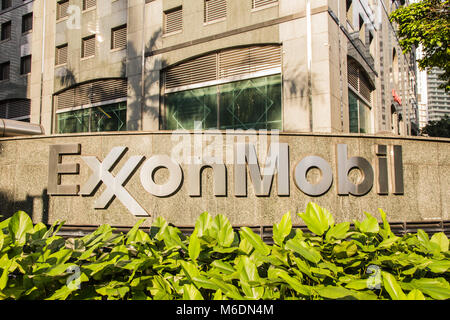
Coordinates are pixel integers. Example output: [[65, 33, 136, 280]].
[[0, 202, 449, 300], [421, 114, 450, 138], [390, 0, 450, 91]]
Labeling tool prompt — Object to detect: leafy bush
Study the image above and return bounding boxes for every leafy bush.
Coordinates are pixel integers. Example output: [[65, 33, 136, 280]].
[[0, 203, 449, 300]]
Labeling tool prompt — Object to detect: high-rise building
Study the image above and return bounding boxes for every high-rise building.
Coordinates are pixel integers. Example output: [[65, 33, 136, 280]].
[[0, 0, 418, 136], [426, 68, 450, 122], [0, 0, 33, 122]]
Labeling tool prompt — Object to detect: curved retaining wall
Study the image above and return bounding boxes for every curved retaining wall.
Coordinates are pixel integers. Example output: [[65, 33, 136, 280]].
[[0, 131, 449, 228]]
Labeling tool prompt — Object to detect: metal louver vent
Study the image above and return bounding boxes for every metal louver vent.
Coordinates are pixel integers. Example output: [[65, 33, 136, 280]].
[[204, 0, 227, 23], [57, 1, 69, 20], [82, 36, 96, 58], [166, 54, 218, 89], [218, 45, 281, 78], [252, 0, 278, 9], [347, 63, 359, 91], [348, 61, 373, 103], [0, 99, 31, 120], [112, 25, 127, 50], [359, 73, 372, 103], [56, 44, 68, 65], [56, 78, 127, 109], [164, 7, 183, 34], [165, 45, 281, 90], [83, 0, 96, 10]]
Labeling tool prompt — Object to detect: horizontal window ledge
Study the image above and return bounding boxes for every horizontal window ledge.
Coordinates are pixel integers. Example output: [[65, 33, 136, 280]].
[[165, 68, 281, 94], [251, 2, 279, 12], [162, 30, 182, 37], [203, 17, 226, 26], [56, 97, 127, 114]]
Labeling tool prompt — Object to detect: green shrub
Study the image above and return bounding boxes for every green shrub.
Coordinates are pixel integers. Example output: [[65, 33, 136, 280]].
[[0, 202, 449, 300]]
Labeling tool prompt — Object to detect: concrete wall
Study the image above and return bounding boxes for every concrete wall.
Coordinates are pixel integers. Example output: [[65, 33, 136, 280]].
[[0, 132, 448, 229]]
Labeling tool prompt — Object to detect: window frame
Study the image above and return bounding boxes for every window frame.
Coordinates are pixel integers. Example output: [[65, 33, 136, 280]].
[[81, 35, 96, 59], [1, 20, 11, 41], [163, 6, 183, 35], [111, 24, 127, 51], [55, 43, 68, 66], [22, 12, 33, 34], [57, 0, 70, 20], [1, 0, 12, 11], [20, 55, 32, 75], [0, 61, 10, 81]]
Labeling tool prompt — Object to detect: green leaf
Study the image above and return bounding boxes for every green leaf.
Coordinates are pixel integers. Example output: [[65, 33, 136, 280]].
[[430, 232, 449, 252], [345, 279, 370, 290], [180, 261, 200, 281], [285, 238, 321, 264], [212, 214, 234, 247], [428, 259, 450, 273], [268, 268, 312, 296], [182, 284, 203, 300], [403, 278, 450, 300], [46, 285, 76, 300], [8, 211, 33, 244], [379, 209, 393, 239], [239, 227, 270, 256], [297, 202, 334, 236], [326, 222, 350, 241], [382, 271, 406, 300], [314, 285, 358, 299], [188, 229, 201, 261], [378, 236, 400, 249], [357, 212, 379, 234], [273, 212, 292, 246], [238, 256, 264, 299], [126, 219, 147, 244], [195, 212, 213, 238], [211, 260, 235, 275], [0, 260, 12, 290], [406, 289, 425, 300]]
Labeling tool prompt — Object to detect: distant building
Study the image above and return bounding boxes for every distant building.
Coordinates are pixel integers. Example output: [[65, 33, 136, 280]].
[[426, 68, 450, 122], [1, 0, 418, 136]]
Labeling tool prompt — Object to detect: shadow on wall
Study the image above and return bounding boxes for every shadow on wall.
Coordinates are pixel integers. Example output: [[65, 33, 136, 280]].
[[57, 67, 77, 88], [123, 28, 165, 131], [0, 189, 49, 224]]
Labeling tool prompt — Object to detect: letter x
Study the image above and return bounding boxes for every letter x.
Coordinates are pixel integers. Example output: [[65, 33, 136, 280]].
[[80, 146, 149, 217]]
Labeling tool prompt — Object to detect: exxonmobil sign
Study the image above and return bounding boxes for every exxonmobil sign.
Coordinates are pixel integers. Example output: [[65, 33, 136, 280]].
[[47, 133, 404, 217]]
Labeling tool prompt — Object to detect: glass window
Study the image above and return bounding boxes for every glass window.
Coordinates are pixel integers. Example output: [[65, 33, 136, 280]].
[[20, 55, 31, 75], [57, 102, 127, 133], [348, 90, 371, 133], [22, 12, 33, 33], [164, 74, 282, 130], [1, 21, 11, 41]]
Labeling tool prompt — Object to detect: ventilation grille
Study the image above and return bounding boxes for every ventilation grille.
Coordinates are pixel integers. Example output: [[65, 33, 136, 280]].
[[82, 36, 96, 58], [164, 7, 183, 34], [0, 99, 31, 120], [219, 45, 281, 78], [83, 0, 96, 10], [165, 45, 281, 90], [348, 61, 373, 103], [54, 220, 450, 241], [56, 44, 68, 65], [166, 54, 218, 89], [252, 0, 278, 9], [57, 1, 69, 20], [204, 0, 227, 23], [55, 78, 127, 109], [112, 25, 127, 50]]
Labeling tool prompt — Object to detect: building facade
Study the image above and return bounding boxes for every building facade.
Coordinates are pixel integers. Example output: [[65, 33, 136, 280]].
[[425, 68, 450, 122], [1, 0, 418, 137]]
